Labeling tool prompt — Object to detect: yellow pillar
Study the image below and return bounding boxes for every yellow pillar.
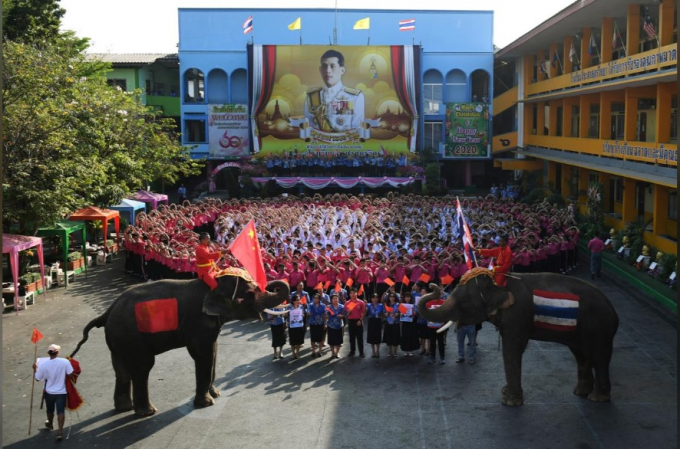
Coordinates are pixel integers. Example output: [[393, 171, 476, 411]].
[[561, 165, 572, 198], [599, 91, 613, 140], [601, 18, 614, 63], [626, 4, 640, 57], [563, 97, 577, 137], [656, 83, 672, 144], [658, 0, 675, 47], [653, 185, 669, 236], [563, 36, 574, 73], [548, 43, 559, 78], [549, 100, 559, 136], [579, 95, 590, 139], [622, 178, 637, 223], [580, 28, 592, 69], [537, 49, 547, 82], [624, 88, 638, 142], [537, 101, 545, 136]]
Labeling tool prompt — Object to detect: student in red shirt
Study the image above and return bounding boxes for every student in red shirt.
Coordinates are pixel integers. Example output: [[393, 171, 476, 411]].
[[344, 288, 366, 357], [195, 232, 222, 290]]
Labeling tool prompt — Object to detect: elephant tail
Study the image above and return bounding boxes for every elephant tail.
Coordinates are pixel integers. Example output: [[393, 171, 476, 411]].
[[69, 309, 110, 358]]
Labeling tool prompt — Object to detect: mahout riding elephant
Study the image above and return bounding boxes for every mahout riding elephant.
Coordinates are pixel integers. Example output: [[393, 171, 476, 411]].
[[70, 267, 290, 416], [417, 268, 618, 406]]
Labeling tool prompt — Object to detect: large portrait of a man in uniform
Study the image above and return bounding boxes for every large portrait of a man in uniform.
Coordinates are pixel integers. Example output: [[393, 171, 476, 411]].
[[304, 50, 365, 132]]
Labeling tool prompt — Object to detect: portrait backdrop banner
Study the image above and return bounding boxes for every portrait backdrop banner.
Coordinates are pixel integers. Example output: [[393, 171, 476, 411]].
[[208, 104, 249, 158], [248, 44, 420, 155], [444, 102, 490, 159]]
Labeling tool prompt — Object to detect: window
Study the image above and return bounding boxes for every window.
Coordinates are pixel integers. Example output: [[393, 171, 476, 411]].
[[184, 68, 205, 103], [423, 70, 443, 115], [531, 105, 537, 135], [671, 96, 677, 142], [670, 191, 678, 221], [588, 104, 600, 138], [107, 79, 127, 91], [589, 172, 599, 184], [570, 168, 579, 198], [611, 103, 625, 139], [185, 119, 206, 143], [445, 70, 466, 103], [424, 121, 443, 152], [556, 106, 563, 137], [614, 178, 623, 203], [571, 105, 580, 137]]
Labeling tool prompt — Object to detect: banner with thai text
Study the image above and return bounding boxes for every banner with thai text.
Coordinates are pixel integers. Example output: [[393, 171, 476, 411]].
[[208, 104, 249, 158], [443, 102, 490, 158]]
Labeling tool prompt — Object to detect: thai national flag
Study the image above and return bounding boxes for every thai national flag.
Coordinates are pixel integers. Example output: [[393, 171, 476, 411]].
[[399, 19, 415, 31], [532, 290, 580, 332], [456, 199, 475, 269], [243, 16, 253, 35]]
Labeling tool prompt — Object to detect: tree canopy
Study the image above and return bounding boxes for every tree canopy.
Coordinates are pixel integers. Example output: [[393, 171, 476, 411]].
[[3, 37, 200, 234]]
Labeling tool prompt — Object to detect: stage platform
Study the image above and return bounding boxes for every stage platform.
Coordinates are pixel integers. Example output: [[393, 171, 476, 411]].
[[246, 176, 424, 190]]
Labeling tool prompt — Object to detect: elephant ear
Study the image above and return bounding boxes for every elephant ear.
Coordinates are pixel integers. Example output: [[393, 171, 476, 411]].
[[202, 277, 234, 317]]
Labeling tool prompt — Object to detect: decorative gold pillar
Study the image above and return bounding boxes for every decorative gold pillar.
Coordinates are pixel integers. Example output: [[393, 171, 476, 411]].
[[626, 4, 640, 57]]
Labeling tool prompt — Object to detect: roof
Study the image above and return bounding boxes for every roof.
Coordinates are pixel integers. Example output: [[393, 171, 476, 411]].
[[86, 53, 178, 68], [69, 206, 120, 221], [2, 234, 43, 253], [495, 0, 643, 60]]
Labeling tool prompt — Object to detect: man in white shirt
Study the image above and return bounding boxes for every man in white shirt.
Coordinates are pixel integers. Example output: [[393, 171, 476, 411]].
[[33, 344, 75, 441]]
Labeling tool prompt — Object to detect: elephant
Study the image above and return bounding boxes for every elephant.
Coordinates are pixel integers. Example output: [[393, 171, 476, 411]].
[[70, 267, 290, 416], [417, 268, 619, 406]]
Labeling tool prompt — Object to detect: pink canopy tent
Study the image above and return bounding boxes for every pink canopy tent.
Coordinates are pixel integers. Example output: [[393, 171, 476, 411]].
[[130, 190, 169, 210], [2, 234, 46, 313]]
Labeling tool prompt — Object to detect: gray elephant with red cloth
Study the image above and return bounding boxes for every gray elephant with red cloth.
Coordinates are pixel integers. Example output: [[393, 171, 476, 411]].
[[70, 267, 290, 416], [417, 267, 619, 406]]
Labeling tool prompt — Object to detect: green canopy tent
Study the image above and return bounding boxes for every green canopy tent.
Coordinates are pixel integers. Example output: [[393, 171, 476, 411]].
[[35, 220, 87, 288]]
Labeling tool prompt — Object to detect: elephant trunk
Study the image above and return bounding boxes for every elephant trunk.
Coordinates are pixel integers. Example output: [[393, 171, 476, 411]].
[[416, 284, 458, 323], [254, 280, 290, 312]]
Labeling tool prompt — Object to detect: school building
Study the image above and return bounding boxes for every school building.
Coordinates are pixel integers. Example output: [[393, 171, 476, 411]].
[[492, 0, 677, 254]]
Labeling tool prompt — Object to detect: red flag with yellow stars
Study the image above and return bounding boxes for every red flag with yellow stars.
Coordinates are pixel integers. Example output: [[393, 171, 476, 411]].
[[229, 220, 267, 292]]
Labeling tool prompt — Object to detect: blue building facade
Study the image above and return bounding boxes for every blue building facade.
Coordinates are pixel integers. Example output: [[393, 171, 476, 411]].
[[178, 8, 494, 184]]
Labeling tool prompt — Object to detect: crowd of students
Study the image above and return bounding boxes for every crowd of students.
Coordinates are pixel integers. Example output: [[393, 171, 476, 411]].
[[263, 152, 414, 177]]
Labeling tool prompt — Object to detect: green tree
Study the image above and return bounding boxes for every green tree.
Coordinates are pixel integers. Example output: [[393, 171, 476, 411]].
[[2, 40, 200, 234], [3, 0, 65, 43]]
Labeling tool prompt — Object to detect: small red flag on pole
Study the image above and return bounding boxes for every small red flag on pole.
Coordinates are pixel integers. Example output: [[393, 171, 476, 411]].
[[31, 327, 43, 344], [334, 281, 341, 292], [419, 273, 431, 283], [28, 327, 43, 435], [384, 278, 395, 287], [402, 275, 410, 286], [346, 278, 354, 287], [358, 284, 365, 296]]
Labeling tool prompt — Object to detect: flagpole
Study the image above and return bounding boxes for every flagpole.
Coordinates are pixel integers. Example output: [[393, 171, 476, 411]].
[[28, 342, 38, 435]]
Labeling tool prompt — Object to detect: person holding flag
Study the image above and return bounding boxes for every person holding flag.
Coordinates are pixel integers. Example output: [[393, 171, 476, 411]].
[[33, 344, 75, 441], [195, 232, 223, 291], [382, 292, 401, 357], [366, 293, 385, 358], [326, 294, 345, 359], [307, 293, 328, 358], [475, 235, 513, 287], [399, 292, 420, 356], [287, 295, 306, 360]]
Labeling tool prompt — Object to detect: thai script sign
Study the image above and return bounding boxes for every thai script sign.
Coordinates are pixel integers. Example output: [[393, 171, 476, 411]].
[[208, 104, 249, 158], [602, 141, 677, 164], [569, 47, 676, 84]]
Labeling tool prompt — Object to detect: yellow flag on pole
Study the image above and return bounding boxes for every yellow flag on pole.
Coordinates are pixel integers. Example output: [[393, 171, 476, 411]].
[[288, 17, 301, 30], [353, 17, 370, 30]]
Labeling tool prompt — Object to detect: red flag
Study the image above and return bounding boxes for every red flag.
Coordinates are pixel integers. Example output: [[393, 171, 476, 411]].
[[384, 277, 395, 286], [31, 327, 43, 344], [346, 278, 354, 287], [345, 301, 357, 312], [440, 274, 454, 285], [334, 281, 341, 292], [385, 304, 394, 313], [326, 306, 335, 315], [402, 275, 410, 286], [300, 296, 308, 305], [315, 282, 323, 290], [398, 304, 408, 314], [324, 281, 331, 290], [358, 284, 364, 295], [419, 273, 431, 283], [229, 220, 267, 292]]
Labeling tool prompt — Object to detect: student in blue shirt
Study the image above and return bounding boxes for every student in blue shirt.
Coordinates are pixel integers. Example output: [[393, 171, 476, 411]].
[[307, 293, 327, 358], [366, 293, 385, 358], [267, 304, 289, 360], [326, 294, 345, 359], [382, 293, 401, 357]]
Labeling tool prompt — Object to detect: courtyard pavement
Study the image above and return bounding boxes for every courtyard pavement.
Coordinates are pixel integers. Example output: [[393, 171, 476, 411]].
[[2, 253, 677, 448]]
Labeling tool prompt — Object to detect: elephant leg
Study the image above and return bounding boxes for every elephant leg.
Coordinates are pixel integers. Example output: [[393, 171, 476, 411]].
[[568, 346, 594, 396], [111, 352, 133, 412], [187, 343, 216, 408], [209, 341, 221, 399], [588, 341, 613, 402], [130, 354, 157, 416], [500, 336, 528, 406]]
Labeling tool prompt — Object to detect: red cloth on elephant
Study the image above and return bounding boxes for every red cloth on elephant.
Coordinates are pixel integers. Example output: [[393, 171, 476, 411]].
[[195, 244, 221, 290], [478, 246, 513, 287]]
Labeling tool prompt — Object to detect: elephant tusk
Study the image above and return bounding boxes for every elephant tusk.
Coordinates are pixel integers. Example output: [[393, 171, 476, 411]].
[[437, 320, 454, 333], [263, 308, 289, 316]]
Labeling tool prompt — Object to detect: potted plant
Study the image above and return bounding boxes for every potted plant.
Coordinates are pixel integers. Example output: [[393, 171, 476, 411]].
[[20, 274, 37, 293], [106, 239, 118, 254], [67, 251, 83, 270]]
